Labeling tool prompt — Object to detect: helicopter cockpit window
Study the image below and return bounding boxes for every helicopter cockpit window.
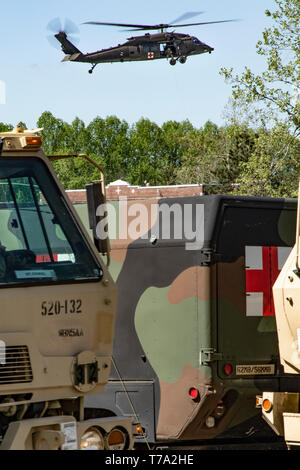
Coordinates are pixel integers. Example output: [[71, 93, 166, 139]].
[[193, 38, 201, 45], [0, 158, 102, 286]]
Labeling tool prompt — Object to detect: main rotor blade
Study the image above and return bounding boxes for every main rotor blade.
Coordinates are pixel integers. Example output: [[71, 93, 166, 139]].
[[83, 18, 238, 32], [170, 11, 204, 25], [82, 21, 156, 29], [167, 19, 238, 28], [123, 19, 237, 32], [122, 26, 169, 31]]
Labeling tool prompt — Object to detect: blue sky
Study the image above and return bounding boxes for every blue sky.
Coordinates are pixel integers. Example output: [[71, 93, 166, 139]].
[[1, 0, 276, 129]]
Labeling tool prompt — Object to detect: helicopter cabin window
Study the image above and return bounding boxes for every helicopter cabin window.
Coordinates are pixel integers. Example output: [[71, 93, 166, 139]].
[[142, 44, 159, 54], [0, 158, 102, 286]]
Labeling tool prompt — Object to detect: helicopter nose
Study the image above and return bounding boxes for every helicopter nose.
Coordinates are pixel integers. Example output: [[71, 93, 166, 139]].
[[203, 44, 214, 53]]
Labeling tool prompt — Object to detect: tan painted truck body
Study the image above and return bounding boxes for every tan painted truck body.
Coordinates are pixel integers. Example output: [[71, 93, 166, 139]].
[[261, 185, 300, 448], [0, 127, 134, 450]]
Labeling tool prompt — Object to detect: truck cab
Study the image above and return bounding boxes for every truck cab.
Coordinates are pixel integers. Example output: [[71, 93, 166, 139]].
[[0, 127, 134, 450]]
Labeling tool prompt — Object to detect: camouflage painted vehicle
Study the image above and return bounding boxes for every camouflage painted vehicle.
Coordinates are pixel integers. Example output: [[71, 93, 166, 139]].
[[72, 189, 297, 447]]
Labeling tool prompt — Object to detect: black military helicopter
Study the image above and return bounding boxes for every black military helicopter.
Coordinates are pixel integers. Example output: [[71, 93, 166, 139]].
[[47, 13, 236, 74]]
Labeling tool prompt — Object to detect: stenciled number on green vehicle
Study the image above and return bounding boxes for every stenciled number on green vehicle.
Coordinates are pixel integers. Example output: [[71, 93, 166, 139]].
[[41, 299, 82, 316]]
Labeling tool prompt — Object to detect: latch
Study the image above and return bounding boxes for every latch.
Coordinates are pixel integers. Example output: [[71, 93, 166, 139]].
[[199, 248, 213, 266], [199, 249, 224, 266], [73, 350, 99, 393], [199, 348, 223, 366]]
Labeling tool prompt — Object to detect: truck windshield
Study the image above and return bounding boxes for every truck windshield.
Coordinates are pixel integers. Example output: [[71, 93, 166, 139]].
[[0, 157, 102, 285]]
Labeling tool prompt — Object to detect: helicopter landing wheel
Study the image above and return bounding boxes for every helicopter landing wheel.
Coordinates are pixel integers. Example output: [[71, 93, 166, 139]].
[[169, 58, 177, 66], [179, 56, 186, 64], [88, 64, 97, 74]]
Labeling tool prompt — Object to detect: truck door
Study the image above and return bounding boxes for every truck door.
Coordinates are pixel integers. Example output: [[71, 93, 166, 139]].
[[216, 202, 295, 381]]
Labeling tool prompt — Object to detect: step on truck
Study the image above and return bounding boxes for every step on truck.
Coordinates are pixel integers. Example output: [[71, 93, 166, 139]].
[[0, 126, 134, 450], [77, 191, 297, 448]]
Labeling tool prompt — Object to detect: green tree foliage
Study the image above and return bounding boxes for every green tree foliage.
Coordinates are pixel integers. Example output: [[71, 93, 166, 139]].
[[128, 118, 163, 185], [1, 106, 298, 199], [219, 0, 300, 197], [33, 112, 197, 188], [0, 123, 13, 132], [86, 115, 131, 184], [37, 111, 70, 153], [37, 112, 87, 189], [175, 121, 258, 193], [160, 120, 195, 184], [220, 0, 300, 133], [236, 124, 300, 197]]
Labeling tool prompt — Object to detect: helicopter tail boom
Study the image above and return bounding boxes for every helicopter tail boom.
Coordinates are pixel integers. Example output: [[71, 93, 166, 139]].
[[54, 31, 84, 61]]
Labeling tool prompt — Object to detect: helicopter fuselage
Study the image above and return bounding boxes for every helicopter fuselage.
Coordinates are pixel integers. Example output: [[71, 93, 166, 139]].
[[85, 33, 213, 63], [56, 31, 214, 71]]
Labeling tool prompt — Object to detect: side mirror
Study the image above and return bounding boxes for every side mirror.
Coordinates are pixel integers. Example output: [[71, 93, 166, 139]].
[[86, 181, 110, 260]]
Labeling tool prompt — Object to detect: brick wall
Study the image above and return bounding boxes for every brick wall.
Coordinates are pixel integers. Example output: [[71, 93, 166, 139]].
[[66, 182, 204, 203]]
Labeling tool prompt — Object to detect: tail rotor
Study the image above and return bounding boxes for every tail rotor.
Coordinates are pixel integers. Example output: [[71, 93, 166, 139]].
[[46, 17, 80, 49]]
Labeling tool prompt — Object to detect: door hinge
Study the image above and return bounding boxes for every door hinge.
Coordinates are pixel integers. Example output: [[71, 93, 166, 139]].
[[199, 248, 224, 266], [199, 248, 213, 266], [199, 348, 223, 366]]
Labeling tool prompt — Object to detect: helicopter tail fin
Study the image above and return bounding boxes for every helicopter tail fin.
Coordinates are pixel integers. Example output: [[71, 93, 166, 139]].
[[54, 32, 84, 61]]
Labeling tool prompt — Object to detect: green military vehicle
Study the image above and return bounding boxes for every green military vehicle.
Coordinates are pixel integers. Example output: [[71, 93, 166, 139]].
[[0, 127, 134, 450], [74, 190, 298, 448]]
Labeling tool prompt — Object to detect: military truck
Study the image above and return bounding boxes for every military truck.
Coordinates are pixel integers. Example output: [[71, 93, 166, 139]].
[[259, 185, 300, 449], [71, 188, 297, 448], [0, 127, 134, 450]]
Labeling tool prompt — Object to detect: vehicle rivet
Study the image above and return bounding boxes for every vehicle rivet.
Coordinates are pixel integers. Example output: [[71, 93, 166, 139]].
[[286, 297, 294, 306], [103, 279, 109, 287], [104, 298, 111, 305], [288, 276, 294, 282]]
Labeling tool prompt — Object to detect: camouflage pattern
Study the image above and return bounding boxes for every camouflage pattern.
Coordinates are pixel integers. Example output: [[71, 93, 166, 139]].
[[77, 194, 297, 444]]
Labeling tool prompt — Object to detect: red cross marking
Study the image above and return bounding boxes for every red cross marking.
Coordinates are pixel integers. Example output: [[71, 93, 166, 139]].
[[246, 246, 281, 316], [246, 246, 271, 316]]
